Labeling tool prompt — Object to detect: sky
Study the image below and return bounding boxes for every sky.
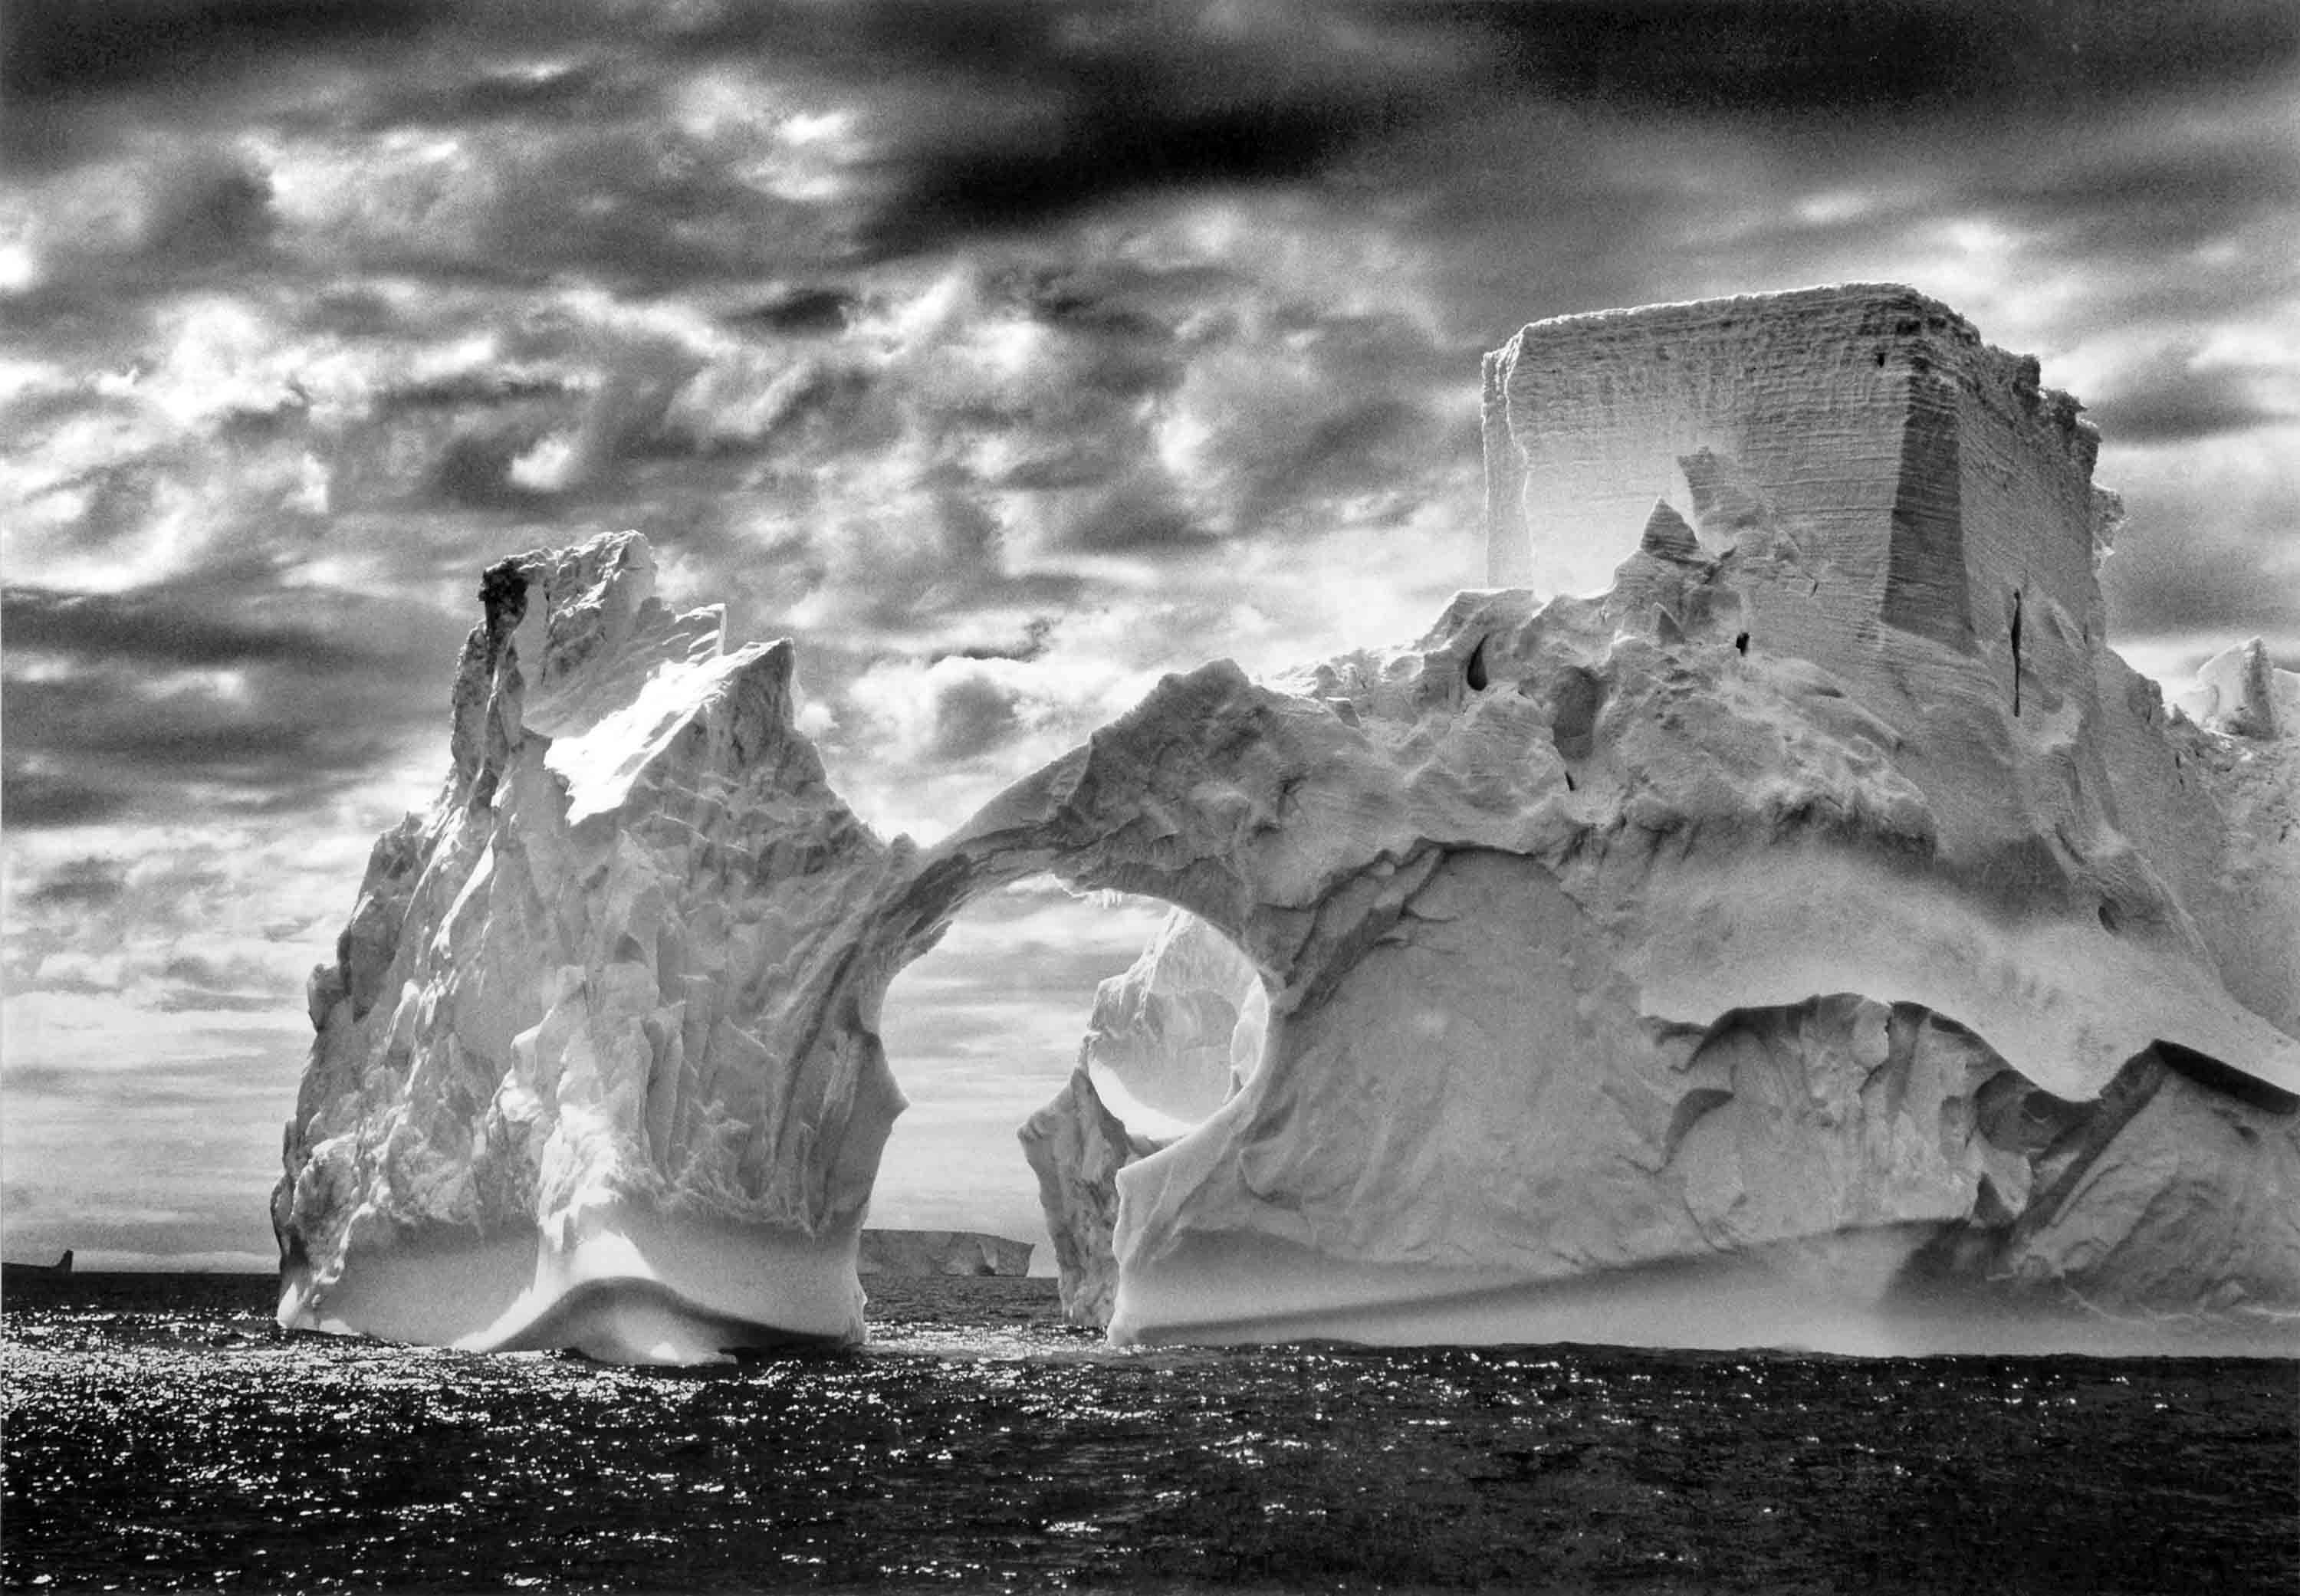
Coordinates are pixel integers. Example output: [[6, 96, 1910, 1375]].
[[3, 0, 2295, 1271]]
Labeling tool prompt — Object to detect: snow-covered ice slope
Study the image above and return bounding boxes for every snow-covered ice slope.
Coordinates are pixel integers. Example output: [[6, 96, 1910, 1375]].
[[278, 286, 2297, 1361]]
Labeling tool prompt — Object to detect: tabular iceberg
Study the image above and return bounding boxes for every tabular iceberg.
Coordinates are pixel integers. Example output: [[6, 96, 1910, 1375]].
[[856, 1229, 1033, 1277], [276, 284, 2298, 1362]]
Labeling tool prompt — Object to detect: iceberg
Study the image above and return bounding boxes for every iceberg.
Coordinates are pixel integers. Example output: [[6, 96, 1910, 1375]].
[[856, 1229, 1033, 1277], [275, 285, 2298, 1361], [273, 534, 922, 1363]]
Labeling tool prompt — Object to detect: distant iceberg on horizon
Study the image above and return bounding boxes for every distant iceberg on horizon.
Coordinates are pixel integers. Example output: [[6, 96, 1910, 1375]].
[[857, 1229, 1033, 1278], [273, 284, 2298, 1364]]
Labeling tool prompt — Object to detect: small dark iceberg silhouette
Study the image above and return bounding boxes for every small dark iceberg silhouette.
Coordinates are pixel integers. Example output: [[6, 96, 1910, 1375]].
[[2, 1249, 74, 1283]]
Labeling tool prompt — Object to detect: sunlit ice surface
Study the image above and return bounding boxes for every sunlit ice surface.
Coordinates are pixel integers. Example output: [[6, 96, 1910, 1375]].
[[277, 1202, 869, 1365], [1110, 1227, 2300, 1359]]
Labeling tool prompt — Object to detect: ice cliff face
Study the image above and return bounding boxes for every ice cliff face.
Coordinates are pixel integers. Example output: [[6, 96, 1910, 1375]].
[[278, 284, 2298, 1361]]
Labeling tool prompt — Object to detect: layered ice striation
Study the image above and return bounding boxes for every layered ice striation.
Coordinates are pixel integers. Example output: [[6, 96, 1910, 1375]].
[[278, 285, 2298, 1361], [1480, 283, 2114, 616]]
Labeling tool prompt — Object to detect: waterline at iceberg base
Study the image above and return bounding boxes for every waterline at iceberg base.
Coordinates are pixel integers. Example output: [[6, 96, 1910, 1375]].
[[274, 285, 2298, 1363]]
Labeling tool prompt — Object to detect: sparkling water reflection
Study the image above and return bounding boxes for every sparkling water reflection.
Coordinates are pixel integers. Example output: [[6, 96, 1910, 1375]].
[[3, 1275, 2294, 1592]]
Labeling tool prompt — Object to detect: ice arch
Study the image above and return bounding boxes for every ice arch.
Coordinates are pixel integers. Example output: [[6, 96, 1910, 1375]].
[[271, 533, 1351, 1364], [863, 879, 1195, 1269]]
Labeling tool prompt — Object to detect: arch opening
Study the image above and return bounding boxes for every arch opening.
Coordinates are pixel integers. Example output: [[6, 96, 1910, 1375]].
[[869, 874, 1267, 1305]]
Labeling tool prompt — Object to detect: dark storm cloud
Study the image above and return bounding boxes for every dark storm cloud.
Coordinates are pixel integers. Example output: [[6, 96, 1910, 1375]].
[[151, 952, 286, 1009], [1979, 138, 2300, 267], [925, 673, 1026, 761], [37, 458, 162, 556], [1050, 474, 1212, 556], [2089, 354, 2295, 448], [159, 953, 236, 987], [2101, 498, 2300, 642], [324, 58, 652, 135], [665, 0, 1424, 182], [769, 3, 1444, 259], [855, 90, 1399, 261], [9, 671, 399, 783], [652, 1, 2299, 260], [12, 1, 1436, 272], [0, 0, 452, 166], [12, 0, 2281, 389], [1451, 0, 2300, 120], [22, 857, 129, 909], [1, 0, 452, 100], [255, 126, 830, 294], [1, 147, 281, 336], [429, 432, 553, 510], [1, 581, 468, 827], [2, 586, 359, 671], [373, 371, 575, 416], [1007, 272, 1193, 406], [294, 287, 412, 341], [726, 287, 859, 339], [17, 0, 2295, 254], [2103, 550, 2300, 644], [141, 154, 278, 268], [470, 135, 820, 291], [1020, 258, 1237, 330], [1235, 394, 1439, 524], [1460, 0, 1989, 115], [0, 279, 159, 357], [1, 770, 141, 829]]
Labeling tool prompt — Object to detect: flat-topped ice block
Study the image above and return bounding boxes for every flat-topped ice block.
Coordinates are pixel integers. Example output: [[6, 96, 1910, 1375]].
[[1482, 284, 2113, 655]]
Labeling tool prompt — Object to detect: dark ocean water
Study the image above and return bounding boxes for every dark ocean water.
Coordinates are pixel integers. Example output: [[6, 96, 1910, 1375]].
[[2, 1273, 2294, 1594]]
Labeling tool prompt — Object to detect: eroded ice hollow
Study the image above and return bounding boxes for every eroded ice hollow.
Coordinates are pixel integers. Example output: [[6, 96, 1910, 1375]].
[[275, 284, 2299, 1364]]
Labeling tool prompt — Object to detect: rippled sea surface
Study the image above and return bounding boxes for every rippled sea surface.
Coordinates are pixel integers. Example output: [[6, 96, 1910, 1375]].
[[4, 1274, 2295, 1594]]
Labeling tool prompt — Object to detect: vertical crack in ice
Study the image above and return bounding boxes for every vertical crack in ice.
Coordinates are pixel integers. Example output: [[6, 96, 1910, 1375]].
[[2010, 589, 2025, 718]]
